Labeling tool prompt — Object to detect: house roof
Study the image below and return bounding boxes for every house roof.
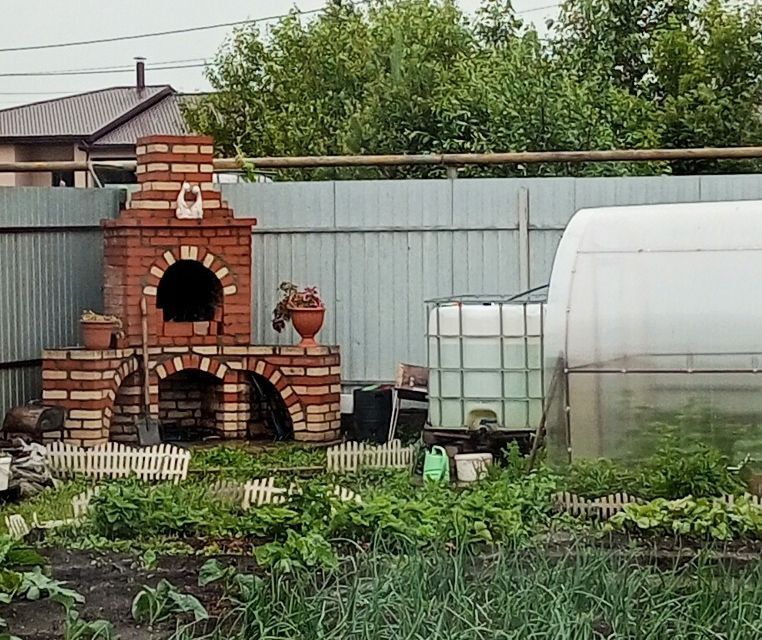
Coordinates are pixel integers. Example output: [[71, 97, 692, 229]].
[[0, 85, 191, 146], [92, 93, 190, 146]]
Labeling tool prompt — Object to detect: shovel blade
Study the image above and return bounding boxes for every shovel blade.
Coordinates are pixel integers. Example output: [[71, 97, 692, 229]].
[[136, 418, 161, 446]]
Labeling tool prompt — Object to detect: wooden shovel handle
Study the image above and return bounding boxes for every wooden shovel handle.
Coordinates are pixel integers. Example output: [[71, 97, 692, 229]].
[[140, 295, 151, 410]]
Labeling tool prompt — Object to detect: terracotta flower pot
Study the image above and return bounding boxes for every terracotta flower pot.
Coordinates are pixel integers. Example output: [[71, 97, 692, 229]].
[[289, 306, 325, 348], [81, 320, 115, 350]]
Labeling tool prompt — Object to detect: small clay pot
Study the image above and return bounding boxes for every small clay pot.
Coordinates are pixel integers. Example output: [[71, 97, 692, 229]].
[[289, 307, 325, 348], [81, 320, 115, 350]]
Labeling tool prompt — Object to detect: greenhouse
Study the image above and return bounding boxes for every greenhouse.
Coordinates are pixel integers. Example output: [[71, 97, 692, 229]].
[[544, 200, 762, 463]]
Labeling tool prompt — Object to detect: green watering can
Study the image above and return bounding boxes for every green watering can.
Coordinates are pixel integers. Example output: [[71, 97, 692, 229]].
[[423, 446, 450, 483]]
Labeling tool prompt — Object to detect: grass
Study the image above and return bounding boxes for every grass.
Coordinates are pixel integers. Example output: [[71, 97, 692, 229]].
[[188, 443, 327, 479], [177, 547, 762, 639], [0, 478, 89, 535]]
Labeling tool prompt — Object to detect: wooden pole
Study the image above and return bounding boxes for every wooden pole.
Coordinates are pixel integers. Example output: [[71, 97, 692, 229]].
[[217, 146, 762, 169], [2, 145, 762, 173]]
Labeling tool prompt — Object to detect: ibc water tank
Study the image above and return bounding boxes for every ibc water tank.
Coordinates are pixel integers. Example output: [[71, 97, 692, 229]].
[[427, 297, 544, 432]]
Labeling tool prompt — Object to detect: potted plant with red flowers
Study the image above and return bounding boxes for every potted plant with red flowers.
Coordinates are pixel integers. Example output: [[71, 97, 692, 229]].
[[80, 310, 120, 350], [272, 282, 325, 347]]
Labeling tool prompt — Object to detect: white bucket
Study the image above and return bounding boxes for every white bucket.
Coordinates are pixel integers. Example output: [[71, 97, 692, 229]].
[[454, 452, 493, 482], [0, 455, 10, 492]]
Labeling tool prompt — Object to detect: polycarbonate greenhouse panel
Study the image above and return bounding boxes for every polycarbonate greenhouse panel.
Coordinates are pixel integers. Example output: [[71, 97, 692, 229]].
[[544, 200, 762, 463], [562, 372, 762, 462]]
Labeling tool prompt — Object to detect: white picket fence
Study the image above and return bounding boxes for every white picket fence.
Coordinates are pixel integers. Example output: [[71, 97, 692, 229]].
[[45, 442, 190, 483], [210, 477, 361, 509], [326, 439, 413, 473], [5, 514, 30, 539], [553, 491, 644, 519], [4, 487, 102, 539], [71, 487, 100, 518], [554, 491, 762, 520]]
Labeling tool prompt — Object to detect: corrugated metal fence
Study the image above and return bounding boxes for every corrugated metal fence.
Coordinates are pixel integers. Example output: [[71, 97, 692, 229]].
[[0, 187, 120, 414], [1, 176, 762, 418], [222, 174, 762, 385]]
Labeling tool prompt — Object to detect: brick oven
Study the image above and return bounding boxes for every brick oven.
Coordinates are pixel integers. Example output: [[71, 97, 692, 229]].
[[41, 135, 341, 447]]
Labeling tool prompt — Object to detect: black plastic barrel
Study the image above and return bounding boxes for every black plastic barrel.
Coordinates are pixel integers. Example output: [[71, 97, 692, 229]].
[[352, 387, 393, 444]]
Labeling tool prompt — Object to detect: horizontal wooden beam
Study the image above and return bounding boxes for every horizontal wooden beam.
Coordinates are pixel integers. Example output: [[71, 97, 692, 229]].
[[221, 146, 762, 169], [2, 145, 762, 173]]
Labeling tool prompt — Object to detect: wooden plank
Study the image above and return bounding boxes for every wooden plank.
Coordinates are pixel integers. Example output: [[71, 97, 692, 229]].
[[395, 363, 429, 391]]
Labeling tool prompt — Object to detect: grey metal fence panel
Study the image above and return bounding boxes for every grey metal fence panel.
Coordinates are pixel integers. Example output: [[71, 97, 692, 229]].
[[334, 180, 452, 228], [0, 187, 120, 416], [697, 174, 762, 201], [572, 176, 703, 215], [224, 182, 335, 228], [223, 175, 762, 385], [3, 177, 759, 415]]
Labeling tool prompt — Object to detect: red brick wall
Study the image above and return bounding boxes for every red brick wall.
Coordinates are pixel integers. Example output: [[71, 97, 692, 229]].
[[43, 346, 341, 446], [40, 134, 341, 449], [109, 372, 142, 442], [158, 370, 221, 433], [102, 134, 254, 347]]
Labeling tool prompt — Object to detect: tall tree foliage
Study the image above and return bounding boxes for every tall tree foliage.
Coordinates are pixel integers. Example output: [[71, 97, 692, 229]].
[[184, 0, 762, 178]]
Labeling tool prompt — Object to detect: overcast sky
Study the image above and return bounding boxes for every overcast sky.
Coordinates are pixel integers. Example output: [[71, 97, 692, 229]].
[[0, 0, 559, 109]]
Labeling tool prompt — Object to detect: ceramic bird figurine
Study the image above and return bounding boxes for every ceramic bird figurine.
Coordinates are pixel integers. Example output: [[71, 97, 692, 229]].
[[189, 185, 204, 219], [176, 183, 203, 219]]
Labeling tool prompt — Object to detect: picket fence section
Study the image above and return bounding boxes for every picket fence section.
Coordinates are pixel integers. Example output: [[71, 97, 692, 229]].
[[554, 491, 762, 520], [719, 493, 762, 507], [210, 477, 361, 509], [209, 479, 247, 504], [553, 492, 644, 519], [242, 476, 290, 508], [45, 442, 190, 483], [5, 514, 30, 539], [5, 487, 104, 540], [71, 487, 100, 519], [326, 439, 413, 473]]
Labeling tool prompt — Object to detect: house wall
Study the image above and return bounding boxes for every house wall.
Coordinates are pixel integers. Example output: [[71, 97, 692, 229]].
[[73, 147, 87, 188], [0, 145, 14, 187], [13, 144, 75, 187], [0, 144, 137, 188]]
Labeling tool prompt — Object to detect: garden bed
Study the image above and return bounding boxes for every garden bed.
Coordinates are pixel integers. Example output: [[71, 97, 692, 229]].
[[6, 544, 762, 640], [0, 549, 246, 640], [3, 436, 762, 639]]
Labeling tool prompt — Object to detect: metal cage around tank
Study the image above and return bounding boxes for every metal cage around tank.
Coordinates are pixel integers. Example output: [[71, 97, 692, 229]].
[[426, 288, 547, 432]]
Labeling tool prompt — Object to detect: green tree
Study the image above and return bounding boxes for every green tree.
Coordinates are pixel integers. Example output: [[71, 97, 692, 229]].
[[554, 0, 762, 173], [183, 0, 762, 179]]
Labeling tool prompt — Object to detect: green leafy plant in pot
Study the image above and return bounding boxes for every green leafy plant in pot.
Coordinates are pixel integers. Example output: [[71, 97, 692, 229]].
[[272, 282, 325, 347], [80, 310, 121, 350]]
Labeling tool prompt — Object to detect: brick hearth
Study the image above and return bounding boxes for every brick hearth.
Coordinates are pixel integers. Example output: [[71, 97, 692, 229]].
[[41, 135, 341, 446]]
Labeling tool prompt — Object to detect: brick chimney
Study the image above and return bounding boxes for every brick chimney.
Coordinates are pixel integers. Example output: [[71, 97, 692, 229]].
[[102, 135, 254, 347]]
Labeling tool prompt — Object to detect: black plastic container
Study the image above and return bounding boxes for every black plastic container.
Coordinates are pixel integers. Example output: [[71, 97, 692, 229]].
[[352, 387, 393, 444]]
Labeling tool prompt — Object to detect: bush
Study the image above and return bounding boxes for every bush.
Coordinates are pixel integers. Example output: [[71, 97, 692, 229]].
[[90, 479, 215, 539], [563, 439, 745, 500]]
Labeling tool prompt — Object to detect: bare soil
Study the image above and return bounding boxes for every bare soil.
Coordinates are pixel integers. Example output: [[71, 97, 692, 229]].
[[0, 549, 256, 640]]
